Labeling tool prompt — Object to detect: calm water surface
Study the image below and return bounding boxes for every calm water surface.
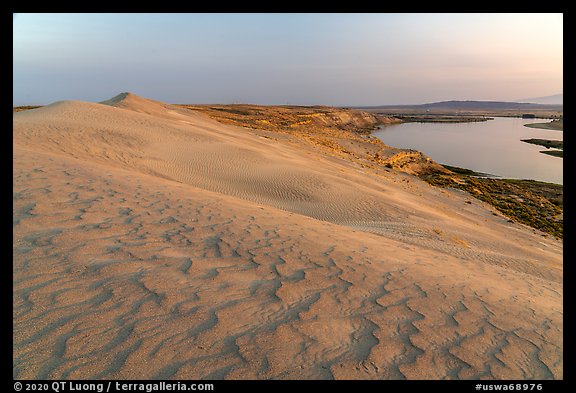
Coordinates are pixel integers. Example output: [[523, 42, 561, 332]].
[[373, 117, 563, 185]]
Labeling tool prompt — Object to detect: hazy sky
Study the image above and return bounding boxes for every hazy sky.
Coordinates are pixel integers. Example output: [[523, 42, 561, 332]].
[[13, 13, 563, 106]]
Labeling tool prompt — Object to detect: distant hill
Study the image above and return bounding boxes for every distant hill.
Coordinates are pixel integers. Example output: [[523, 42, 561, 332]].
[[360, 100, 562, 111], [356, 100, 562, 116], [515, 93, 563, 105]]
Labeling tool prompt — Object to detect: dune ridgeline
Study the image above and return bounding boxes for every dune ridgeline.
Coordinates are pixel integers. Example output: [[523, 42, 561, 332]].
[[13, 93, 562, 379]]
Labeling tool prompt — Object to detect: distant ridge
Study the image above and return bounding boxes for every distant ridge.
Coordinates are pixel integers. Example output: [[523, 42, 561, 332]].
[[515, 93, 563, 105], [358, 100, 563, 111]]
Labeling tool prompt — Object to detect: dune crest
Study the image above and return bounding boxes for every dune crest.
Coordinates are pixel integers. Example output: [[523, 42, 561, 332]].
[[101, 91, 169, 113], [13, 93, 562, 379], [101, 91, 207, 121]]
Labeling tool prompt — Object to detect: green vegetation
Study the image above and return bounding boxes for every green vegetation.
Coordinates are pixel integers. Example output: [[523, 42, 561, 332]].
[[541, 150, 563, 158], [420, 167, 563, 239], [439, 165, 493, 177], [521, 139, 563, 150], [520, 139, 563, 158], [209, 107, 253, 116], [13, 106, 42, 112]]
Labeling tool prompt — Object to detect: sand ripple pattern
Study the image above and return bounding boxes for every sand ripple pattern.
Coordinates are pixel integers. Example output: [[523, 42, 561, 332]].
[[13, 98, 562, 279], [13, 149, 562, 379]]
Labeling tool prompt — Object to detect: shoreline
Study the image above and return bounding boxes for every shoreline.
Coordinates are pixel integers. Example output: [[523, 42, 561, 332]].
[[419, 164, 562, 238], [523, 119, 563, 131], [372, 116, 563, 238], [521, 139, 563, 158], [520, 139, 563, 150], [390, 115, 491, 123]]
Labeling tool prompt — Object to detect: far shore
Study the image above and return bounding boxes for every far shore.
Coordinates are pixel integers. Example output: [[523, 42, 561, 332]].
[[524, 119, 563, 131], [540, 150, 563, 158], [521, 138, 563, 150], [522, 120, 563, 158]]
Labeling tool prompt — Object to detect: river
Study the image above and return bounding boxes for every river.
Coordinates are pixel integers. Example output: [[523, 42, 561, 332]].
[[373, 117, 563, 185]]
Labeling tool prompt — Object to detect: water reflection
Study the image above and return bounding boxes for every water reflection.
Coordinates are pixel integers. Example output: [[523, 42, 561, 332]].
[[373, 117, 563, 185]]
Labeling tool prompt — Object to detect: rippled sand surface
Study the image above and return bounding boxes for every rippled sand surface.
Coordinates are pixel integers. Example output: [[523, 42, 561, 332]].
[[13, 93, 562, 379]]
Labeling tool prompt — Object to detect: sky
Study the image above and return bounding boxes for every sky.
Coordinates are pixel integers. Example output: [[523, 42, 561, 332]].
[[13, 13, 563, 106]]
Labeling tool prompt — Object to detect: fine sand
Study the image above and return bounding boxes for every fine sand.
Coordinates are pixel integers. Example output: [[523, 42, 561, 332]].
[[13, 93, 562, 379]]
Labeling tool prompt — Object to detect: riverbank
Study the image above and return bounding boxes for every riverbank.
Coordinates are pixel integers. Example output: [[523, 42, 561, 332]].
[[524, 119, 563, 131], [521, 139, 563, 150], [419, 165, 563, 238], [390, 115, 491, 123], [521, 139, 563, 158], [521, 120, 563, 158]]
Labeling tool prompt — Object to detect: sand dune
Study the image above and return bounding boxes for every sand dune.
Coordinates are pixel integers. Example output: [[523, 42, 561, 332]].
[[13, 93, 562, 379]]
